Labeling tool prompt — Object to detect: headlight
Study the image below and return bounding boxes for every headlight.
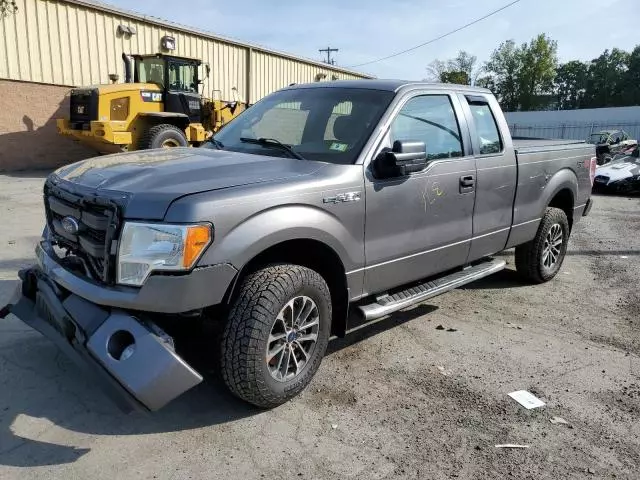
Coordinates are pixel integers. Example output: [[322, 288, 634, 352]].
[[117, 222, 212, 286]]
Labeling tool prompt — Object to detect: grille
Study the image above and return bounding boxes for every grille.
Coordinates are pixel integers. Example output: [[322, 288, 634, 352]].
[[44, 185, 120, 284], [594, 175, 610, 184], [69, 89, 99, 130]]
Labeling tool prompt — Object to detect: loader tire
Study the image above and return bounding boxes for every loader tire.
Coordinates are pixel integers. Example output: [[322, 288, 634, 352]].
[[221, 264, 332, 408], [138, 124, 188, 149], [515, 207, 570, 284]]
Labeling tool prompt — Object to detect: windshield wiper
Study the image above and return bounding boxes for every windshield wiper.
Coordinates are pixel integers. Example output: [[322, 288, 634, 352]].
[[239, 137, 305, 160], [207, 138, 225, 150]]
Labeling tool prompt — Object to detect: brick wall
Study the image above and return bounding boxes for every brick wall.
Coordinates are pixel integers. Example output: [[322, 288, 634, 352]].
[[0, 79, 94, 172]]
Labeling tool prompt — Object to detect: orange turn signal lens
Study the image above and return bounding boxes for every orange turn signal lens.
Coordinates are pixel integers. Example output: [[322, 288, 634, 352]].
[[183, 225, 212, 268]]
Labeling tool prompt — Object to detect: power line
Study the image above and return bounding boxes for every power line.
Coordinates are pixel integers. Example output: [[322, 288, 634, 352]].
[[348, 0, 523, 68]]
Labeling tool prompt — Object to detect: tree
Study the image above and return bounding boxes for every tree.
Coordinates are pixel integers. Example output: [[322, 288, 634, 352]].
[[624, 46, 640, 106], [441, 70, 470, 85], [426, 50, 479, 85], [583, 48, 630, 108], [483, 40, 521, 111], [555, 60, 589, 109], [517, 34, 558, 111], [426, 59, 450, 83]]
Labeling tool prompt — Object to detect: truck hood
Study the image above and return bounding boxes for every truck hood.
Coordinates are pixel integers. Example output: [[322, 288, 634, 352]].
[[51, 148, 324, 219]]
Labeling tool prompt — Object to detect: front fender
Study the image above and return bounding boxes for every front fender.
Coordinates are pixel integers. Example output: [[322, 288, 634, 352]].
[[196, 204, 364, 272]]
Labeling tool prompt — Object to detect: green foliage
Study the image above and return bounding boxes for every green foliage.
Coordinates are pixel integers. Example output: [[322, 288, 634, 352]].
[[484, 40, 522, 111], [441, 71, 470, 85], [433, 33, 640, 111], [555, 46, 639, 110], [625, 46, 640, 107], [517, 34, 558, 111], [583, 48, 630, 108], [480, 35, 557, 111], [426, 50, 479, 85], [555, 60, 589, 109]]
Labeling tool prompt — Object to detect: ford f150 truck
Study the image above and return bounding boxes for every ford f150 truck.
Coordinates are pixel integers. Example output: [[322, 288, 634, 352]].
[[1, 80, 596, 411]]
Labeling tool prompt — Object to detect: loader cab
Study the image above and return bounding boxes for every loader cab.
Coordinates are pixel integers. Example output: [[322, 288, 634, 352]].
[[132, 54, 204, 123]]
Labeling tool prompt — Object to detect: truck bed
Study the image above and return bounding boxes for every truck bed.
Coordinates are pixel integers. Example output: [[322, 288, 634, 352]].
[[513, 137, 587, 153]]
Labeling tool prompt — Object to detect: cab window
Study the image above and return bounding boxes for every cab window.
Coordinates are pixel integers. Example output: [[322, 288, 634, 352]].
[[467, 100, 503, 154], [168, 62, 197, 92], [137, 58, 165, 88], [389, 95, 463, 160]]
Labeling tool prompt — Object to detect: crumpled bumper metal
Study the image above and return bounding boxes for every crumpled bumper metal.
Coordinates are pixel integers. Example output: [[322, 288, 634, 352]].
[[1, 267, 203, 413]]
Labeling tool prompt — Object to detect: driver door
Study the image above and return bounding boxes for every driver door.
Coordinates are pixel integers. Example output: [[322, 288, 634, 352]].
[[363, 92, 476, 295]]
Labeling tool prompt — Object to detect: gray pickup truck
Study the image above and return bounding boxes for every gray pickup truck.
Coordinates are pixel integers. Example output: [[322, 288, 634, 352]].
[[1, 80, 596, 411]]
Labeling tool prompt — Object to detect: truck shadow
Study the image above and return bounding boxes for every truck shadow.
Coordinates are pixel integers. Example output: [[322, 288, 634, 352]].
[[459, 267, 526, 290], [0, 303, 437, 467]]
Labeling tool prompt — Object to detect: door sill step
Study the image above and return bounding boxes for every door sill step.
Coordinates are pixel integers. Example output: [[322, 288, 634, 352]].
[[358, 258, 506, 321]]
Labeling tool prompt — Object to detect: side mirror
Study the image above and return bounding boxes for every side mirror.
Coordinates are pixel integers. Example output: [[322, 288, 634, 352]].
[[374, 140, 428, 178]]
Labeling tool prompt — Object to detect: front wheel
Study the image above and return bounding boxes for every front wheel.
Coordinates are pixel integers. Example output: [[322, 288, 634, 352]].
[[515, 207, 570, 283], [221, 265, 332, 408]]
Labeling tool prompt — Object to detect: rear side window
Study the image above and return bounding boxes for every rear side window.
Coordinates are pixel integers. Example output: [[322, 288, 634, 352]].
[[467, 101, 502, 154], [389, 95, 463, 160]]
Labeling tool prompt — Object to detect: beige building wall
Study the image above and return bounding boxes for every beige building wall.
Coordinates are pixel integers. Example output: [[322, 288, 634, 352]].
[[0, 0, 369, 102], [0, 0, 370, 171], [0, 79, 93, 171]]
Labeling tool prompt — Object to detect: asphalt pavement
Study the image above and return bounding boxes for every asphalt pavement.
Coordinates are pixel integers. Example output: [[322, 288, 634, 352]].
[[1, 171, 639, 479]]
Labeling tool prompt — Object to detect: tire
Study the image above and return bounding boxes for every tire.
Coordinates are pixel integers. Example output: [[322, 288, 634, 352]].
[[221, 264, 332, 408], [138, 124, 188, 150], [515, 207, 570, 284]]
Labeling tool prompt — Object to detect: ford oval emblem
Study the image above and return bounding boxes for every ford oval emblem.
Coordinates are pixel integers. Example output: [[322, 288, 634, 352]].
[[61, 216, 80, 235]]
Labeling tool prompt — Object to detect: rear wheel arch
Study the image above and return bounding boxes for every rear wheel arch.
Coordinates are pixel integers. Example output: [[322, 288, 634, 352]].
[[547, 187, 575, 230], [542, 170, 578, 230]]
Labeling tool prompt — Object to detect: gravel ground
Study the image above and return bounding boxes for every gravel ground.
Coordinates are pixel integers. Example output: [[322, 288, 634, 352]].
[[0, 172, 639, 480]]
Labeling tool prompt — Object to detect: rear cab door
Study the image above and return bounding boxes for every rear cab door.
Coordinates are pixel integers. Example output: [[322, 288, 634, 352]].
[[458, 93, 518, 261]]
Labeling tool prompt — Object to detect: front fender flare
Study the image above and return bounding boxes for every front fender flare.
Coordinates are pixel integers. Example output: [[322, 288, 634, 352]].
[[197, 204, 363, 273]]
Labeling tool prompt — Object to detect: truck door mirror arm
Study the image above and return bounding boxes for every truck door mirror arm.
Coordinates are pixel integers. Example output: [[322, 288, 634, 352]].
[[373, 140, 428, 178]]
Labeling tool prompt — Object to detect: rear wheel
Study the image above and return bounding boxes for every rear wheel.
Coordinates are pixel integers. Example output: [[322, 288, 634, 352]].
[[221, 264, 332, 408], [138, 124, 188, 150], [515, 207, 570, 283]]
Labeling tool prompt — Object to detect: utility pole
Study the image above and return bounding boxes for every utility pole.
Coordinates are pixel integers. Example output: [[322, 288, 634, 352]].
[[319, 46, 339, 65]]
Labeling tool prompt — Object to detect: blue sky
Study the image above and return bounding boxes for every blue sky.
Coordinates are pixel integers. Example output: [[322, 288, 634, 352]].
[[105, 0, 640, 79]]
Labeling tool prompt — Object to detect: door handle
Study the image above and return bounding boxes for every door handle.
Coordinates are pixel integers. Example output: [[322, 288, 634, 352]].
[[460, 175, 475, 187], [459, 175, 475, 193]]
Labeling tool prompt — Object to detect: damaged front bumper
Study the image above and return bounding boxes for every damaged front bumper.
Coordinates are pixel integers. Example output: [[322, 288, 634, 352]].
[[1, 266, 203, 413]]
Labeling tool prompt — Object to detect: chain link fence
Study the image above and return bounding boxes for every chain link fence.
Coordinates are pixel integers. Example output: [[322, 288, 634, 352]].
[[508, 122, 640, 141]]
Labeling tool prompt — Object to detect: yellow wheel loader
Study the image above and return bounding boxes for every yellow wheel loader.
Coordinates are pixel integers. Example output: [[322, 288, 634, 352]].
[[56, 53, 247, 153]]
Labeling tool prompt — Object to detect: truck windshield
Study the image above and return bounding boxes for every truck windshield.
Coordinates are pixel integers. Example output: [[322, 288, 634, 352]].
[[137, 58, 165, 88], [205, 87, 395, 164]]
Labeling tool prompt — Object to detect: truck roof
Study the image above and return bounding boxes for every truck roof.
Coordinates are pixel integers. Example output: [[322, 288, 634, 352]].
[[286, 79, 491, 94]]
